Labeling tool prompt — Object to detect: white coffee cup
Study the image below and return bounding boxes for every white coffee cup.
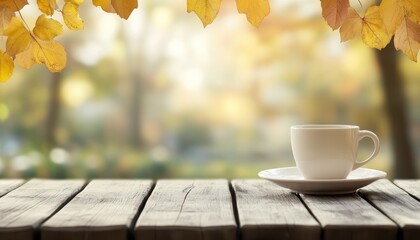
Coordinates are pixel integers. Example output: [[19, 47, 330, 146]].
[[291, 125, 380, 179]]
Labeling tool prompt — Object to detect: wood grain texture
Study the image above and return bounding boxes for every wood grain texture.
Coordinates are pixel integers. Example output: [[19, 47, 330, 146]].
[[359, 179, 420, 240], [135, 179, 236, 240], [394, 180, 420, 200], [0, 179, 85, 240], [41, 180, 153, 240], [232, 180, 320, 240], [300, 192, 398, 240], [0, 179, 25, 197]]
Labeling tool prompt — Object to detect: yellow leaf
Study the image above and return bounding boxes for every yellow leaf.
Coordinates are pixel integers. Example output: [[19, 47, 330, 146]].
[[379, 0, 404, 34], [321, 0, 350, 30], [0, 0, 28, 11], [62, 1, 84, 30], [111, 0, 137, 20], [0, 7, 15, 35], [187, 0, 222, 27], [0, 50, 14, 82], [15, 40, 36, 69], [3, 17, 32, 57], [401, 0, 420, 24], [33, 14, 63, 40], [37, 0, 56, 15], [236, 0, 270, 27], [361, 6, 392, 49], [93, 0, 115, 13], [394, 17, 420, 61], [339, 8, 362, 42], [34, 40, 67, 72]]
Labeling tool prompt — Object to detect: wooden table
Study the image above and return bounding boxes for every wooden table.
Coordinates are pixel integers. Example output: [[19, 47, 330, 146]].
[[0, 179, 419, 240]]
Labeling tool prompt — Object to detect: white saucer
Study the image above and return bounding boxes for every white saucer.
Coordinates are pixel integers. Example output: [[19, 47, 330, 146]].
[[258, 167, 386, 195]]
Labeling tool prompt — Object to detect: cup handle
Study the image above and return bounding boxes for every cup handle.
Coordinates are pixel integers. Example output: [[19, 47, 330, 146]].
[[353, 130, 380, 170]]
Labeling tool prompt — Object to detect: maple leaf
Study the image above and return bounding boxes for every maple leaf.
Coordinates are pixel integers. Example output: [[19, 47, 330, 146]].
[[33, 14, 64, 41], [187, 0, 222, 27], [111, 0, 137, 20], [0, 7, 15, 35], [0, 50, 14, 82], [339, 8, 362, 42], [3, 17, 32, 57], [62, 0, 84, 30], [0, 0, 28, 11], [361, 6, 392, 49], [92, 0, 115, 13], [37, 0, 57, 16], [321, 0, 350, 30], [236, 0, 270, 27], [379, 0, 404, 34], [33, 40, 67, 72], [394, 17, 420, 61]]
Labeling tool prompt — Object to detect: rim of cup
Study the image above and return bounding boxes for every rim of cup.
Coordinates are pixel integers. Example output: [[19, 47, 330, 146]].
[[291, 124, 359, 130]]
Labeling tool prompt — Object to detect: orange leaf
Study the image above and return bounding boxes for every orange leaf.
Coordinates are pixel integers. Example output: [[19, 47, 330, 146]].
[[93, 0, 115, 13], [33, 40, 67, 72], [37, 0, 56, 16], [187, 0, 222, 27], [0, 0, 28, 11], [394, 17, 420, 61], [401, 0, 420, 24], [236, 0, 270, 27], [3, 17, 32, 57], [0, 50, 14, 82], [111, 0, 137, 20], [321, 0, 350, 30], [0, 7, 15, 35], [15, 40, 36, 69], [62, 0, 84, 30], [379, 0, 404, 34], [361, 6, 392, 50], [339, 8, 362, 42], [33, 14, 64, 40]]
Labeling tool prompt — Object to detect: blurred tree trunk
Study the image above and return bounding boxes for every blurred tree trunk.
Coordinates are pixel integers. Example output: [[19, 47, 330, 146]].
[[375, 43, 417, 178], [128, 72, 143, 148], [45, 72, 62, 147]]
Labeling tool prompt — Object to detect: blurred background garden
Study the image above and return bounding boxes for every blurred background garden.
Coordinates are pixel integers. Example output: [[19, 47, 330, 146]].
[[0, 0, 419, 179]]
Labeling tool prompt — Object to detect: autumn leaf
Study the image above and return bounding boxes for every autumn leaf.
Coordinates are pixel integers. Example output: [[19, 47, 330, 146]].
[[379, 0, 404, 34], [361, 6, 392, 49], [111, 0, 137, 20], [0, 50, 14, 82], [0, 0, 28, 11], [37, 0, 56, 16], [321, 0, 350, 30], [33, 14, 63, 40], [339, 8, 362, 42], [401, 0, 420, 24], [15, 40, 36, 69], [3, 17, 32, 57], [62, 0, 84, 30], [394, 17, 420, 61], [236, 0, 270, 27], [0, 7, 15, 35], [33, 40, 67, 72], [93, 0, 115, 13], [187, 0, 222, 27]]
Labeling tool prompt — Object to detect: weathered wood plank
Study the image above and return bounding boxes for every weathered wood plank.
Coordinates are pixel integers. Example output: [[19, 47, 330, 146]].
[[135, 179, 236, 240], [41, 180, 153, 240], [0, 179, 25, 197], [232, 180, 320, 240], [300, 192, 398, 240], [0, 179, 85, 240], [394, 180, 420, 200], [359, 179, 420, 240]]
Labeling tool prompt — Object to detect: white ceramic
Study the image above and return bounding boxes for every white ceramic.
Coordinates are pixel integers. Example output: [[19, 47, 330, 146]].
[[291, 125, 380, 179], [258, 167, 386, 195]]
